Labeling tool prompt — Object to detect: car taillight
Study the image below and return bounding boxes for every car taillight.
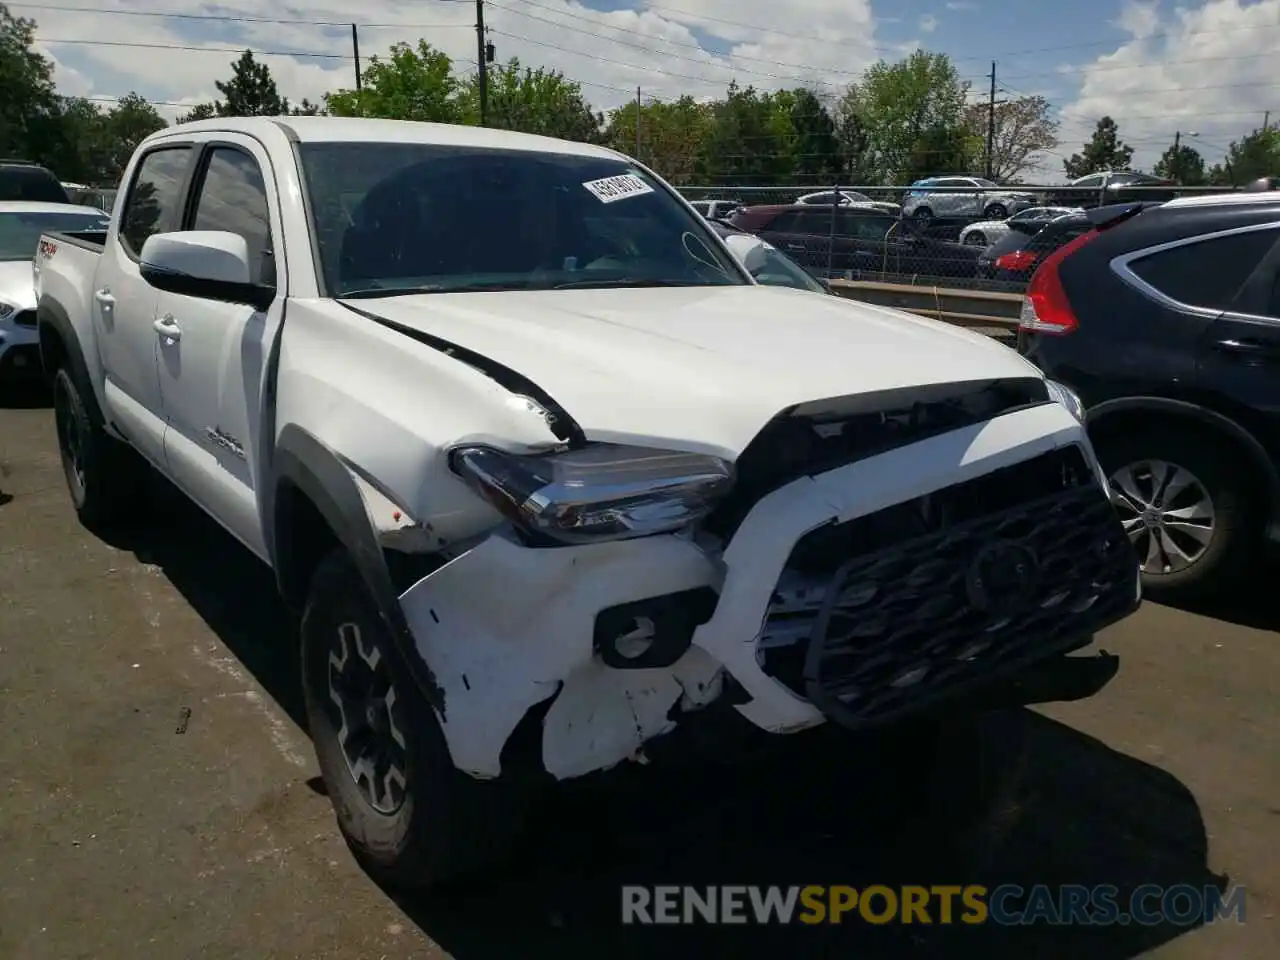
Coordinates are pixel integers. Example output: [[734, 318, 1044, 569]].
[[995, 250, 1039, 272], [1018, 229, 1100, 336]]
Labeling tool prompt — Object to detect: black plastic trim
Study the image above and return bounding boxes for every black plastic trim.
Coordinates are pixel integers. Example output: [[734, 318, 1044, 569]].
[[270, 423, 446, 712], [1088, 394, 1280, 523], [337, 300, 586, 445]]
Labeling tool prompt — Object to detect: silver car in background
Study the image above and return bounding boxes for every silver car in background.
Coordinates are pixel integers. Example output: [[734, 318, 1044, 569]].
[[902, 176, 1037, 221]]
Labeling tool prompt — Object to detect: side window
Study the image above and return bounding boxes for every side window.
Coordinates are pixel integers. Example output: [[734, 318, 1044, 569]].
[[191, 147, 274, 285], [794, 209, 833, 233], [764, 211, 800, 232], [119, 147, 192, 256], [837, 211, 890, 239], [1129, 230, 1279, 311]]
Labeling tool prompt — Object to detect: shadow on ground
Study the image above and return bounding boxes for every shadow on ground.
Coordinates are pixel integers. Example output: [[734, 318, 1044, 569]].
[[1160, 544, 1280, 633], [0, 380, 51, 410], [101, 480, 1221, 960]]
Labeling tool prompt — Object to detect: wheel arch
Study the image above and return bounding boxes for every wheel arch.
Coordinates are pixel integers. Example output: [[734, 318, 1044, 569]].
[[1088, 395, 1280, 523], [269, 423, 446, 712]]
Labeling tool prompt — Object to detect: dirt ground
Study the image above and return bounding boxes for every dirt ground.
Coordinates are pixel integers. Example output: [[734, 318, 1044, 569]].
[[1, 396, 1277, 959]]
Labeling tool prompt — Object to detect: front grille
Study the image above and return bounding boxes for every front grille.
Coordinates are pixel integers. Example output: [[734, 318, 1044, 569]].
[[703, 378, 1050, 540], [14, 310, 35, 328], [757, 446, 1137, 730]]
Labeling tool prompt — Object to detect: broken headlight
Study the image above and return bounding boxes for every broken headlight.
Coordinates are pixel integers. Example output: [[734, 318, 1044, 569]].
[[450, 444, 733, 544]]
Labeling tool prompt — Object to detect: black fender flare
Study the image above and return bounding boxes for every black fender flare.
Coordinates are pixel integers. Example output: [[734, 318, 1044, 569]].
[[1087, 395, 1280, 520], [36, 295, 103, 418], [269, 423, 445, 711]]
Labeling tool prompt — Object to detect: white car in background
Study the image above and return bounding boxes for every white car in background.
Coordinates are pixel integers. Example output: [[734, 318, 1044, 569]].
[[796, 190, 902, 217], [958, 206, 1082, 247], [0, 201, 109, 380]]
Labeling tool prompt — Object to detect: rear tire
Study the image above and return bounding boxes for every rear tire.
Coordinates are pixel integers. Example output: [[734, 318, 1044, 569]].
[[984, 203, 1009, 219], [1093, 425, 1260, 602], [965, 231, 988, 246], [52, 365, 144, 529], [300, 547, 528, 889], [912, 206, 933, 221]]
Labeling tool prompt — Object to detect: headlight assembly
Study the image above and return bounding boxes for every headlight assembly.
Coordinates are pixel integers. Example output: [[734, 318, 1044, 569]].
[[0, 301, 16, 322], [1045, 378, 1085, 423], [450, 443, 733, 544]]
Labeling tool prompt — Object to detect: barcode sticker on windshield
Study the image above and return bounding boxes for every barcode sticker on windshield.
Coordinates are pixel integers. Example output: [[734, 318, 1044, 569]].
[[582, 173, 654, 204]]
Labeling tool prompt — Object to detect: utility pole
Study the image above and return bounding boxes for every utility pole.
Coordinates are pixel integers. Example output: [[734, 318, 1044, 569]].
[[475, 0, 488, 126], [351, 24, 362, 92], [985, 61, 997, 180], [1264, 111, 1271, 132], [1173, 129, 1181, 183], [635, 87, 641, 159]]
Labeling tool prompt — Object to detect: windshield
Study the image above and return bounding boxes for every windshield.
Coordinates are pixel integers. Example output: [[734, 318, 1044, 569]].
[[0, 210, 109, 261], [297, 142, 746, 297]]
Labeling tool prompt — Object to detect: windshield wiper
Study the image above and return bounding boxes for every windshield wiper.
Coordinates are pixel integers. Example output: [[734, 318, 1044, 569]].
[[552, 277, 715, 290]]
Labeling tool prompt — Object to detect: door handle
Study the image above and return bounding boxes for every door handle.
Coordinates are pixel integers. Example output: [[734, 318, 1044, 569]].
[[786, 243, 805, 251], [1214, 337, 1280, 358], [94, 288, 115, 307], [153, 315, 181, 342]]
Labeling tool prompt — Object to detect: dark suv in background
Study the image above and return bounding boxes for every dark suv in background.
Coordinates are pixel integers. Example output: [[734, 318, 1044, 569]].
[[1018, 194, 1280, 601], [0, 160, 70, 203]]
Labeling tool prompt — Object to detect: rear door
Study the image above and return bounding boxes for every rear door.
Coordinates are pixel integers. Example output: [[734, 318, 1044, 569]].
[[1191, 225, 1280, 449], [1115, 224, 1280, 400], [758, 208, 831, 271], [94, 141, 196, 470]]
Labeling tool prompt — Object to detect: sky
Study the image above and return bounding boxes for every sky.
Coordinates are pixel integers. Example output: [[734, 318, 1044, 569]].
[[14, 0, 1280, 181]]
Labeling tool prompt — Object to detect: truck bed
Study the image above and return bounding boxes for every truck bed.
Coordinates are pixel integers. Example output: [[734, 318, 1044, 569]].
[[46, 229, 107, 253]]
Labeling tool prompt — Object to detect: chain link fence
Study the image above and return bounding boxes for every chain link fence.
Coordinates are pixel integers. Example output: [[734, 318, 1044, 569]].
[[678, 182, 1245, 293]]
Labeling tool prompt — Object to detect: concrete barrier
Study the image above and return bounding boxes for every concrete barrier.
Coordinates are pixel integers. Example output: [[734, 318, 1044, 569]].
[[828, 279, 1021, 341]]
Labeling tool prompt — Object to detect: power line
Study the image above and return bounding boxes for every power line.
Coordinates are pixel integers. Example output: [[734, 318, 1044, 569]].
[[9, 1, 472, 26]]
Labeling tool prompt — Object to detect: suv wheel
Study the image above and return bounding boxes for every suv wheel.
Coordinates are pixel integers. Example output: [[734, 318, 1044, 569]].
[[984, 203, 1009, 219], [52, 366, 145, 528], [300, 547, 528, 888], [1094, 428, 1258, 601]]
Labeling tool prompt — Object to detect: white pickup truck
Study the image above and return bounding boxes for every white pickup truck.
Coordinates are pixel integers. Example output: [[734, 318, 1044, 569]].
[[34, 116, 1139, 887]]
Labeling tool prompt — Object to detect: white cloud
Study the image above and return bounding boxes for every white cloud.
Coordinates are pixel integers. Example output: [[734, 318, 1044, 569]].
[[1056, 0, 1280, 175], [22, 0, 883, 121], [945, 1, 978, 10], [919, 14, 939, 33]]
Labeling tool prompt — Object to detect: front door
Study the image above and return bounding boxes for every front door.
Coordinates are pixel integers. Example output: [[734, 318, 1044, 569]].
[[154, 138, 286, 561]]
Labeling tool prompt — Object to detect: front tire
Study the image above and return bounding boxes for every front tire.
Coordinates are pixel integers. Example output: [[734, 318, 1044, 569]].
[[912, 206, 933, 221], [300, 548, 527, 889], [964, 231, 988, 246], [984, 203, 1009, 219], [1094, 426, 1259, 601], [52, 366, 144, 529]]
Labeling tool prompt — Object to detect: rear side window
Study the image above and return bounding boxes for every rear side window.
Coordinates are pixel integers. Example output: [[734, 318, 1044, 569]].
[[120, 146, 192, 256], [191, 148, 274, 284], [1128, 229, 1279, 311], [836, 210, 891, 239]]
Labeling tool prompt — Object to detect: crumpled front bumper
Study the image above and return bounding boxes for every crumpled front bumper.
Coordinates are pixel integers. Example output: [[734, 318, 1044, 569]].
[[398, 401, 1126, 782]]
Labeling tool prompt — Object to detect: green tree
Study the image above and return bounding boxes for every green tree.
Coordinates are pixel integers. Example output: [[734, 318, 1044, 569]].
[[215, 50, 287, 117], [325, 41, 463, 122], [1153, 143, 1206, 185], [964, 95, 1060, 181], [604, 96, 710, 184], [176, 101, 218, 124], [461, 58, 601, 141], [1062, 116, 1134, 179], [1207, 127, 1280, 186], [697, 82, 789, 185], [788, 88, 843, 183], [837, 51, 975, 184], [290, 98, 324, 116], [97, 93, 166, 180], [0, 3, 61, 164]]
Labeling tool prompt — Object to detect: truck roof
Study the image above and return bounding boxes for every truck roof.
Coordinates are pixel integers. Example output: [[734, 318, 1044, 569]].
[[154, 116, 626, 162]]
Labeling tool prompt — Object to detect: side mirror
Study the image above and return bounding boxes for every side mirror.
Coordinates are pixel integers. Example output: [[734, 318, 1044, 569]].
[[139, 231, 274, 311], [820, 277, 833, 293]]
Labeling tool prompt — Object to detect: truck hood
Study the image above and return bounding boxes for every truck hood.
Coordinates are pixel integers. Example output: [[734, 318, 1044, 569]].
[[342, 284, 1039, 458], [0, 260, 36, 312]]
